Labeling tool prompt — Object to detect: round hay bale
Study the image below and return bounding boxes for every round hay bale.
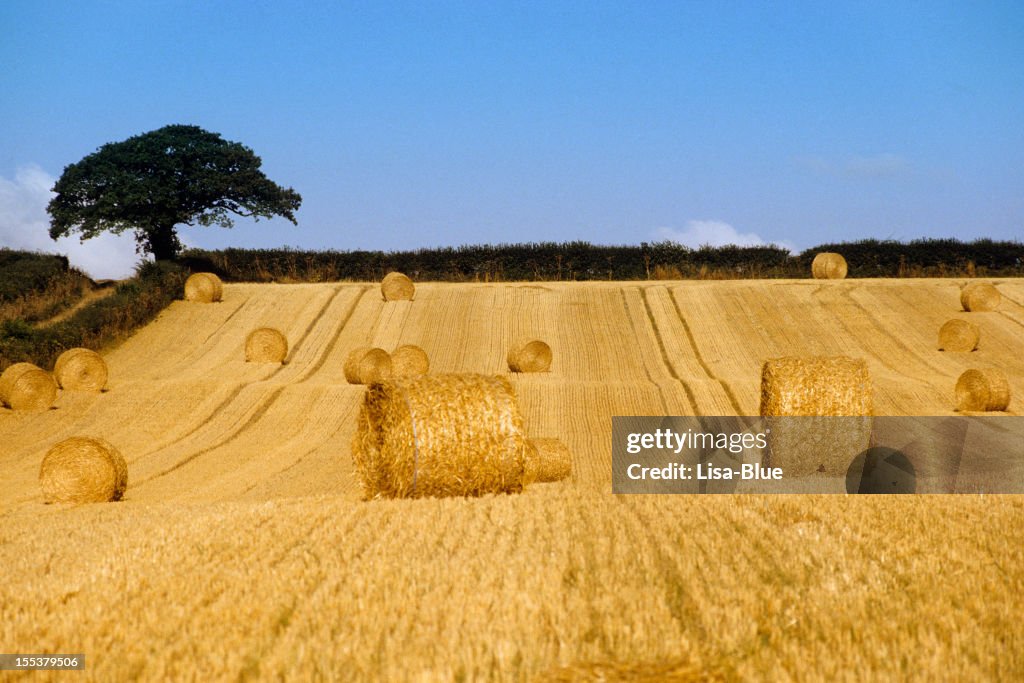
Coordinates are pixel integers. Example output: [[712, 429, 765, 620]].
[[760, 356, 873, 477], [507, 339, 553, 373], [245, 327, 288, 363], [524, 438, 572, 484], [344, 347, 393, 385], [937, 319, 980, 352], [391, 344, 430, 379], [184, 272, 223, 303], [53, 348, 108, 392], [955, 368, 1011, 412], [39, 436, 127, 504], [760, 356, 872, 416], [381, 272, 415, 301], [960, 282, 1001, 312], [0, 362, 58, 411], [352, 373, 528, 498], [811, 252, 848, 280]]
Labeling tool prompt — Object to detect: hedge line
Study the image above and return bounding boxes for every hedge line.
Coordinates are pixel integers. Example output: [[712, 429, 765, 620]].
[[180, 238, 1024, 283]]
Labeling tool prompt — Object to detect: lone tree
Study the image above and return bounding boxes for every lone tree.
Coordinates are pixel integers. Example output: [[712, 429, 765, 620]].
[[48, 124, 302, 260]]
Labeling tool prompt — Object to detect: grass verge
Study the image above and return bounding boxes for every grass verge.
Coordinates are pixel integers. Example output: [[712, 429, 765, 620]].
[[0, 261, 186, 372]]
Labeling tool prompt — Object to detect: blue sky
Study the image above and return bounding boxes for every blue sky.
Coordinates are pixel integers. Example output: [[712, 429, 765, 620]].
[[1, 1, 1022, 278]]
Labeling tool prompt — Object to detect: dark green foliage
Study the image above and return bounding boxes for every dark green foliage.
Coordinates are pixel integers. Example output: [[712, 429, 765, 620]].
[[798, 238, 1024, 277], [183, 241, 794, 282], [0, 249, 93, 324], [48, 124, 302, 260], [0, 249, 72, 302], [1, 319, 35, 340], [182, 238, 1023, 283], [0, 261, 186, 372]]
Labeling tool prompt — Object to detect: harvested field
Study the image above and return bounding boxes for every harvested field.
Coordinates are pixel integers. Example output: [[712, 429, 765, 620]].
[[1, 278, 1023, 681]]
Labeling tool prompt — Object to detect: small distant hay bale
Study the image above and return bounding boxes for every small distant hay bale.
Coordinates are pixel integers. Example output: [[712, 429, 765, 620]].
[[524, 438, 572, 484], [760, 356, 873, 477], [955, 368, 1011, 412], [391, 344, 430, 379], [960, 282, 1001, 312], [53, 348, 108, 392], [937, 319, 980, 352], [39, 436, 127, 504], [245, 327, 288, 363], [507, 339, 552, 373], [381, 272, 415, 301], [352, 373, 529, 498], [0, 362, 58, 411], [811, 252, 848, 280], [344, 347, 393, 384], [184, 272, 223, 303]]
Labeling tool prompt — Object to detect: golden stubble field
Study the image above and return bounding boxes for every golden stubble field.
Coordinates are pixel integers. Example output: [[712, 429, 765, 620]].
[[2, 279, 1023, 681]]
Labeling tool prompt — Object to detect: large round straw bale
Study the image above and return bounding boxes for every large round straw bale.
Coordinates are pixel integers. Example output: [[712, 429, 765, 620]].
[[391, 344, 429, 379], [960, 282, 1001, 312], [245, 327, 288, 363], [937, 319, 980, 352], [507, 339, 552, 373], [760, 356, 873, 477], [955, 368, 1011, 412], [524, 438, 572, 484], [352, 373, 529, 498], [184, 272, 223, 303], [760, 356, 872, 416], [344, 347, 393, 384], [381, 272, 415, 301], [39, 436, 127, 504], [811, 252, 848, 280], [0, 362, 58, 411], [53, 348, 108, 392]]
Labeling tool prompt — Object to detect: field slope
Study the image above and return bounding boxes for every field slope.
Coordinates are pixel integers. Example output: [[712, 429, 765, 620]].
[[1, 279, 1022, 681]]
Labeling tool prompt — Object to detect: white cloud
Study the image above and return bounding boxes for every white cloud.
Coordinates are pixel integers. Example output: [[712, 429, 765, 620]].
[[655, 220, 794, 252], [0, 165, 143, 280]]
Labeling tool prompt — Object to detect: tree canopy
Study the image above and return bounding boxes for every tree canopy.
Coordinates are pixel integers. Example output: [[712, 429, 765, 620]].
[[48, 124, 302, 260]]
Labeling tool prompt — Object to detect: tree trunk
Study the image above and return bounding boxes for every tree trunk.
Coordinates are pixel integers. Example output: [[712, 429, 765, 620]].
[[147, 223, 181, 261]]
